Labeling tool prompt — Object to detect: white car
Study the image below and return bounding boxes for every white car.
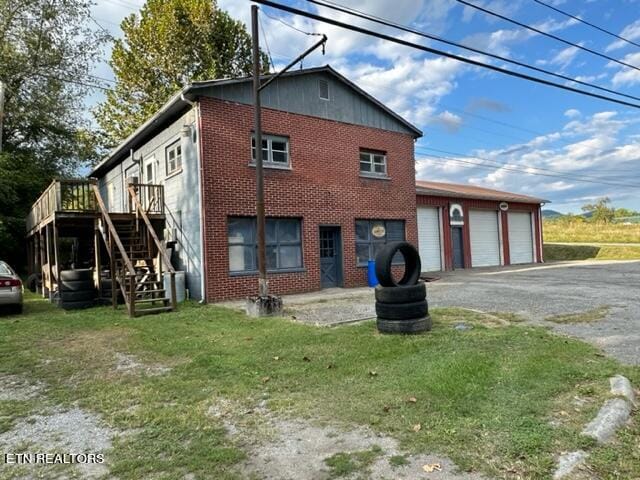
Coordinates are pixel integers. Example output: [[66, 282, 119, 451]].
[[0, 261, 23, 314]]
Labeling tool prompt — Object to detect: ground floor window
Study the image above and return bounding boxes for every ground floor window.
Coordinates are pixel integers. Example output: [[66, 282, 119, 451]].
[[228, 217, 303, 273], [355, 219, 405, 266]]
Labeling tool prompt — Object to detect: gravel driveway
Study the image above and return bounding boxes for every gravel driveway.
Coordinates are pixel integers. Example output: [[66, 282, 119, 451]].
[[278, 260, 640, 365]]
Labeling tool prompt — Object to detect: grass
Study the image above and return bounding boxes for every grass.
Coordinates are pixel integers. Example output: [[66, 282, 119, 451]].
[[0, 293, 638, 479], [543, 243, 640, 261], [546, 306, 611, 324], [544, 220, 640, 243], [324, 445, 383, 477]]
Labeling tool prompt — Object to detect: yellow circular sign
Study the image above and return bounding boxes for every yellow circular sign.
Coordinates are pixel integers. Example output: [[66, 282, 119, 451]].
[[371, 224, 386, 238]]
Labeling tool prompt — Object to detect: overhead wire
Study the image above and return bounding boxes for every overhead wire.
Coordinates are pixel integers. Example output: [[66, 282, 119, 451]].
[[302, 0, 640, 104], [454, 0, 640, 72], [531, 0, 640, 50]]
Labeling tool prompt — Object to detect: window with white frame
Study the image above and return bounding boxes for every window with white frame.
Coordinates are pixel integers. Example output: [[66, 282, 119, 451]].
[[251, 134, 290, 167], [359, 150, 387, 176], [166, 140, 182, 175]]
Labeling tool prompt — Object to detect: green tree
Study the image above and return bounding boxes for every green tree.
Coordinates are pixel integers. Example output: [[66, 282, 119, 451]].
[[581, 197, 615, 224], [0, 0, 107, 265], [94, 0, 269, 144]]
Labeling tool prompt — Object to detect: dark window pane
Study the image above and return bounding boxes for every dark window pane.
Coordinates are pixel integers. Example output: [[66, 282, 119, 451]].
[[271, 140, 287, 152], [266, 245, 277, 270], [386, 221, 405, 241], [279, 219, 300, 242], [359, 152, 370, 163], [360, 161, 371, 172], [279, 245, 302, 269], [374, 163, 385, 174], [266, 220, 277, 244], [373, 154, 385, 164], [372, 241, 386, 261], [355, 243, 370, 266], [355, 221, 369, 241], [271, 151, 287, 163]]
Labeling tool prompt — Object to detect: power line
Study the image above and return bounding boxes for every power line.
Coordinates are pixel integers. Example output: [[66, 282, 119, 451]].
[[303, 0, 640, 104], [256, 0, 640, 109], [454, 0, 640, 72], [259, 14, 276, 71], [531, 0, 640, 50], [415, 147, 640, 189], [261, 9, 324, 37]]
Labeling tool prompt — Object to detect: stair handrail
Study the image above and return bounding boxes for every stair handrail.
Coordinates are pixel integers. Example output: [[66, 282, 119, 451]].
[[127, 183, 177, 309], [90, 183, 136, 276]]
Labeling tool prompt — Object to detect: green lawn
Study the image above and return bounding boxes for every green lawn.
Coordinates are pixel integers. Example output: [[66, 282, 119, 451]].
[[544, 243, 640, 261], [0, 293, 638, 479], [543, 220, 640, 244]]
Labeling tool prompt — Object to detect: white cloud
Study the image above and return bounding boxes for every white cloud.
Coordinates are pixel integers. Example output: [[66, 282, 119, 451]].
[[605, 19, 640, 52], [564, 108, 580, 118], [610, 52, 640, 86]]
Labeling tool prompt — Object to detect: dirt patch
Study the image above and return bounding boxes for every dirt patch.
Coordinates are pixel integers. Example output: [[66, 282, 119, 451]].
[[285, 297, 375, 326], [0, 406, 115, 479], [0, 375, 43, 401], [114, 352, 172, 376], [207, 398, 485, 480]]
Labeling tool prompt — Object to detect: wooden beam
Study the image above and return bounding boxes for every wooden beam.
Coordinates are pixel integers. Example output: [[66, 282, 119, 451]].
[[94, 219, 102, 298], [45, 224, 53, 301], [53, 220, 61, 300]]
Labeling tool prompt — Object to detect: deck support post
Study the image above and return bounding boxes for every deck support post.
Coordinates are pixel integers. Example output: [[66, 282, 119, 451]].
[[94, 219, 102, 298], [109, 236, 117, 309], [45, 224, 53, 301], [53, 220, 60, 301]]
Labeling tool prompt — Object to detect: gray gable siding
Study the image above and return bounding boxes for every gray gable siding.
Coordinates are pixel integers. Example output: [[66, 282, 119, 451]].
[[199, 71, 416, 136], [96, 109, 203, 300]]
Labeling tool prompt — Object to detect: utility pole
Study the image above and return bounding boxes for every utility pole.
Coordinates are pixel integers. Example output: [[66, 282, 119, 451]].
[[0, 80, 5, 153], [249, 5, 326, 314]]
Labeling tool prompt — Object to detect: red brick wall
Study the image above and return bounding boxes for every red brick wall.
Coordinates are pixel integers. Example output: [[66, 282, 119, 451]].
[[416, 195, 542, 269], [199, 97, 418, 301]]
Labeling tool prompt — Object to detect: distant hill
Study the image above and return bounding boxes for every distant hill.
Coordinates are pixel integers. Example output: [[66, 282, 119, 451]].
[[542, 209, 564, 219]]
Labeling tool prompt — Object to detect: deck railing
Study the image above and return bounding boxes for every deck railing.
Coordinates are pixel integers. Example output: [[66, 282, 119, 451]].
[[26, 179, 98, 232], [26, 179, 165, 232]]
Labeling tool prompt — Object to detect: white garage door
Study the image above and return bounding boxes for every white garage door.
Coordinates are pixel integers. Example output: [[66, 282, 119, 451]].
[[508, 211, 534, 264], [417, 207, 442, 271], [469, 210, 501, 267]]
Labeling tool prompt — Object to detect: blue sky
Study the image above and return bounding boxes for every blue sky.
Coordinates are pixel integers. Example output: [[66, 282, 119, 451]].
[[89, 0, 640, 213]]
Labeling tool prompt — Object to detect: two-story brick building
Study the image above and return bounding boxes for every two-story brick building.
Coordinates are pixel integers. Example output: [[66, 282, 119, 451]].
[[91, 66, 423, 302]]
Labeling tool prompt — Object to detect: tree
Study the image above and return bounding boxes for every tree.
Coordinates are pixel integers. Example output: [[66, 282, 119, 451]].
[[581, 197, 615, 224], [0, 0, 107, 265], [94, 0, 269, 144]]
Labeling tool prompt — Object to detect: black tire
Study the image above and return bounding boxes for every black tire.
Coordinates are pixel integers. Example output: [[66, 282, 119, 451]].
[[61, 290, 96, 302], [376, 316, 432, 334], [375, 300, 428, 320], [60, 299, 95, 310], [60, 279, 94, 292], [375, 282, 426, 304], [100, 278, 113, 290], [375, 241, 421, 287], [26, 273, 40, 293], [60, 269, 92, 282]]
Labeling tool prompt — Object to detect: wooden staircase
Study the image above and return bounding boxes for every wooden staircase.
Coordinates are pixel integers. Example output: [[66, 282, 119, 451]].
[[91, 182, 177, 317]]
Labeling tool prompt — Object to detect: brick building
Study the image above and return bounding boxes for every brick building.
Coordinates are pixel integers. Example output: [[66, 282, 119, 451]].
[[91, 66, 422, 302]]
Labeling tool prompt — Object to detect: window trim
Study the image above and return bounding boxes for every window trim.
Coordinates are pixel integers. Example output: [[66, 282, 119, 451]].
[[355, 219, 406, 267], [359, 150, 388, 178], [228, 216, 304, 274], [165, 140, 183, 177], [318, 78, 330, 101], [250, 134, 291, 169]]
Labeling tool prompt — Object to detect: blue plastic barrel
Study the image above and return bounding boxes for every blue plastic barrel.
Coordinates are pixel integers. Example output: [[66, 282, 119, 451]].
[[367, 260, 378, 287]]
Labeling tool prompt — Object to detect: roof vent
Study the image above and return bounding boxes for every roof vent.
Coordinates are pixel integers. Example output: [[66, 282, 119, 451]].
[[319, 79, 329, 100]]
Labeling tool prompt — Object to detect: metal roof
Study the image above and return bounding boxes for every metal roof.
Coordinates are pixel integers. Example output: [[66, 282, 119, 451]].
[[416, 180, 549, 204]]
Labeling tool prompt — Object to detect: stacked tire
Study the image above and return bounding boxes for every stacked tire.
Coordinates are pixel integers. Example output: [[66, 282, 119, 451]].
[[59, 269, 96, 310], [374, 241, 431, 334]]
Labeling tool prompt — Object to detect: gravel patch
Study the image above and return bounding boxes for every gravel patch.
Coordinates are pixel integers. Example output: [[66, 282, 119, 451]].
[[0, 375, 43, 401], [113, 352, 172, 376], [0, 406, 115, 479], [208, 398, 486, 480]]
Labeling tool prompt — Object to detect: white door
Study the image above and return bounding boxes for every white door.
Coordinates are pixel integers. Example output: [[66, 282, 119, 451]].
[[144, 155, 156, 184], [417, 207, 442, 271], [469, 210, 501, 267], [508, 211, 534, 264]]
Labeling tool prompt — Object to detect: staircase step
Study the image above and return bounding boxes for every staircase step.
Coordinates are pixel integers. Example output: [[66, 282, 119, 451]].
[[134, 306, 173, 317], [134, 289, 166, 297], [134, 297, 170, 305]]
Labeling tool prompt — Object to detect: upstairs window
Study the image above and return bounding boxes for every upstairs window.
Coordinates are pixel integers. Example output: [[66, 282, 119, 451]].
[[251, 134, 290, 168], [319, 79, 330, 100], [359, 150, 387, 176], [166, 140, 182, 175]]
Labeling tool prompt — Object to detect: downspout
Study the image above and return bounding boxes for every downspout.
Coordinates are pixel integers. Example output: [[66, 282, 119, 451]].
[[181, 93, 207, 303]]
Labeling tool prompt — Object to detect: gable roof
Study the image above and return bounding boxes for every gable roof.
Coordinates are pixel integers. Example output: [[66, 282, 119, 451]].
[[416, 180, 549, 204], [90, 65, 421, 177]]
